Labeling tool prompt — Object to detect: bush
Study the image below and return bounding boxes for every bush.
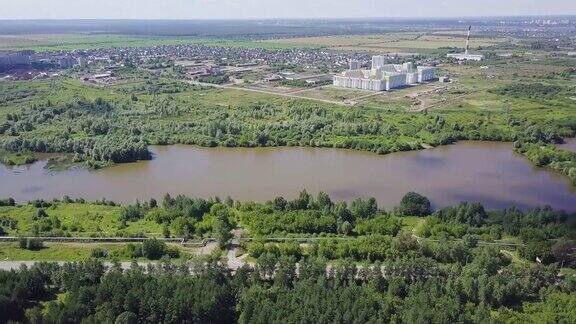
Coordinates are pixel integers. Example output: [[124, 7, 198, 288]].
[[115, 311, 138, 324], [520, 241, 554, 264], [490, 83, 562, 99], [34, 209, 48, 220], [0, 197, 15, 206], [120, 205, 144, 222], [142, 238, 167, 260], [18, 237, 43, 250], [91, 248, 108, 258], [398, 192, 431, 216], [165, 245, 180, 259], [124, 243, 143, 258]]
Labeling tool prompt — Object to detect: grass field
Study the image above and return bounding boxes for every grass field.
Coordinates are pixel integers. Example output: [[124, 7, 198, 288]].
[[0, 203, 163, 237], [266, 33, 509, 52], [0, 32, 509, 52], [0, 242, 196, 261], [0, 34, 317, 52]]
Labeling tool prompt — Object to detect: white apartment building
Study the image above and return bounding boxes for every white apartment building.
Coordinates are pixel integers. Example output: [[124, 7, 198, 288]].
[[417, 67, 436, 83], [349, 60, 361, 70], [333, 75, 385, 91], [333, 56, 436, 91]]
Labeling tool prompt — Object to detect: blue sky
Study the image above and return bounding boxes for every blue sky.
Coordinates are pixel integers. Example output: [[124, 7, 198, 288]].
[[1, 0, 574, 19]]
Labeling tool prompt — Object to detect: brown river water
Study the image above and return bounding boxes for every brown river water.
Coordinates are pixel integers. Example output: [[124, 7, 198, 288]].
[[559, 138, 576, 153], [1, 141, 575, 212]]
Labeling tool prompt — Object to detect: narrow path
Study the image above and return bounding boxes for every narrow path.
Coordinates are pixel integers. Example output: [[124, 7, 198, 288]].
[[186, 80, 346, 106], [227, 228, 248, 271]]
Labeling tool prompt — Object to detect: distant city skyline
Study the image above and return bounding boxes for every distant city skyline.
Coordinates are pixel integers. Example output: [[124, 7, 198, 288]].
[[1, 0, 575, 20]]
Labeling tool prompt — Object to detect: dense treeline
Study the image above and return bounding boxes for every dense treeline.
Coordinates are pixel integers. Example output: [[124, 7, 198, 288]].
[[0, 260, 236, 323], [240, 190, 382, 236], [127, 79, 191, 95], [490, 83, 563, 99], [0, 98, 150, 165], [198, 75, 230, 84], [0, 253, 574, 323]]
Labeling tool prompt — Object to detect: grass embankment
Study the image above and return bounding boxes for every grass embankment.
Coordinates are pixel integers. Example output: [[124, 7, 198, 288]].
[[0, 149, 36, 166]]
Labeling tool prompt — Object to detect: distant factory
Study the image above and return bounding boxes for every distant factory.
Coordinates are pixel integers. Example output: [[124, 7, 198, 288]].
[[447, 26, 485, 61], [333, 56, 436, 91]]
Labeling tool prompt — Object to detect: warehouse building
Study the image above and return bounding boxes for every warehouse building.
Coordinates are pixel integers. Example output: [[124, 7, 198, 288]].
[[447, 53, 484, 61]]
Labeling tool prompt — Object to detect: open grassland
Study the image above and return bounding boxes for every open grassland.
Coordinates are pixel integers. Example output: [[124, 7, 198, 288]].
[[266, 33, 510, 52], [294, 85, 372, 101], [265, 33, 420, 47], [0, 242, 196, 261], [0, 242, 126, 261], [0, 203, 163, 237], [0, 34, 315, 52]]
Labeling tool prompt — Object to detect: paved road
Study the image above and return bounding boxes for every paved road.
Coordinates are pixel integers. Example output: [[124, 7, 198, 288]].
[[0, 261, 137, 271]]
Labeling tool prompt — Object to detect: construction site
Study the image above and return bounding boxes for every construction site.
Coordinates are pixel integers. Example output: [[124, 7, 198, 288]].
[[333, 57, 437, 91]]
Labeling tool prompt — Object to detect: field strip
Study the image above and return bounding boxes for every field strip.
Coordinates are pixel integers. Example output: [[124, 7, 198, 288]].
[[186, 80, 348, 106]]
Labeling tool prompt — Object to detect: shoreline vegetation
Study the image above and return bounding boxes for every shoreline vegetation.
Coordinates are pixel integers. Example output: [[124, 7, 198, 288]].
[[1, 67, 575, 181], [3, 138, 576, 185], [0, 191, 574, 323], [514, 141, 576, 185], [0, 191, 573, 252]]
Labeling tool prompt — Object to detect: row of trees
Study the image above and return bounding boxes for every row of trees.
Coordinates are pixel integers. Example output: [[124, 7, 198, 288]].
[[1, 254, 573, 323]]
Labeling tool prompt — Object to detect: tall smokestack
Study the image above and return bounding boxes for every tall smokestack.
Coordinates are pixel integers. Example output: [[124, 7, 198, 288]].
[[465, 25, 471, 55]]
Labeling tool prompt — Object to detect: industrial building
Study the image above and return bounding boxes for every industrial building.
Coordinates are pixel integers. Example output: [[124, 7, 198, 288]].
[[333, 56, 436, 91], [447, 53, 484, 61], [446, 26, 485, 61]]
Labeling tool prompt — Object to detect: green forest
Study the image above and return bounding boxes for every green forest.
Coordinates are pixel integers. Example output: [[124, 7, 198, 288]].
[[1, 256, 574, 323], [0, 191, 575, 323]]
